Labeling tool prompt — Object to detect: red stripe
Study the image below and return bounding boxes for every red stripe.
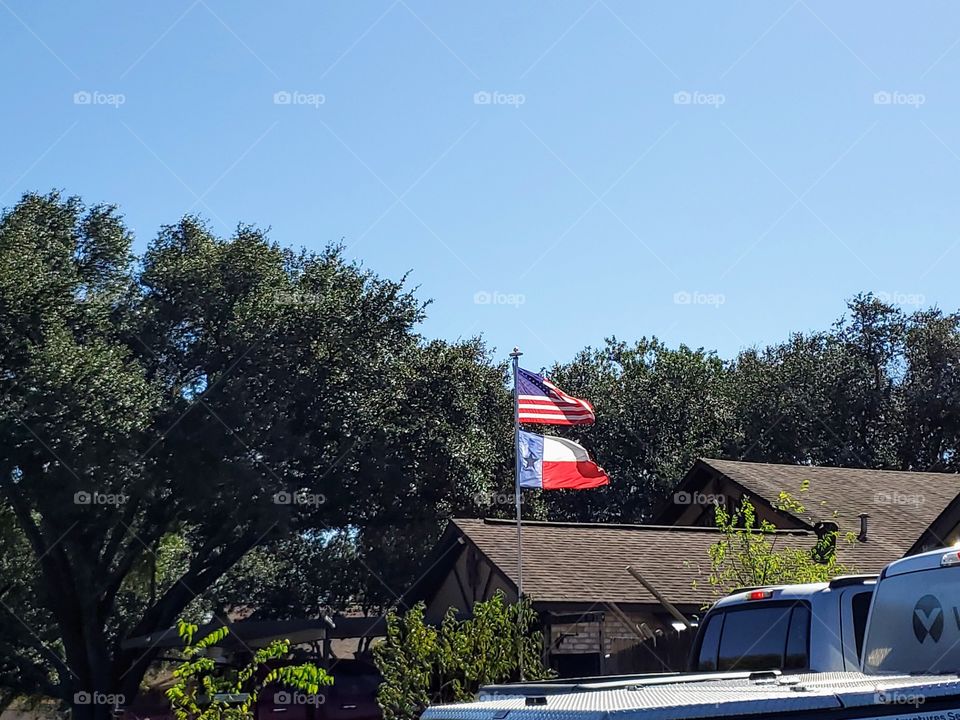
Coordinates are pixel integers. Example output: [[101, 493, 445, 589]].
[[518, 409, 594, 418], [518, 405, 594, 415], [518, 415, 595, 426], [519, 399, 589, 409], [540, 460, 609, 490], [518, 408, 595, 417], [519, 413, 595, 422], [518, 399, 593, 411]]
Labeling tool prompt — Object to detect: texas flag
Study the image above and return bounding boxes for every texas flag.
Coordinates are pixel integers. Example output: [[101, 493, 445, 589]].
[[518, 430, 610, 490]]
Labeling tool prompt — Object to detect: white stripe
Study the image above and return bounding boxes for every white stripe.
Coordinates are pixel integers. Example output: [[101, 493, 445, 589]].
[[542, 435, 592, 462]]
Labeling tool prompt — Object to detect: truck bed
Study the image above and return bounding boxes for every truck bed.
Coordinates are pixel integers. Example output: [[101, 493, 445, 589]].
[[422, 672, 960, 720]]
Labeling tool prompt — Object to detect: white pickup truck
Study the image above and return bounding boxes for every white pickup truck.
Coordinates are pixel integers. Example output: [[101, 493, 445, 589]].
[[690, 574, 877, 672], [422, 546, 960, 720]]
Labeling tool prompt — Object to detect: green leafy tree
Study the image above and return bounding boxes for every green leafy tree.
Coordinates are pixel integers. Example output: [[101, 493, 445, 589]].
[[539, 338, 733, 523], [0, 192, 511, 716], [700, 486, 855, 598], [374, 593, 552, 720], [166, 619, 332, 720]]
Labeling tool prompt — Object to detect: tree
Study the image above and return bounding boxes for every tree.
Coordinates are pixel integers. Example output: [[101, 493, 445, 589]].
[[0, 192, 511, 716], [374, 593, 552, 720], [698, 487, 855, 598], [528, 338, 733, 523], [899, 309, 960, 470]]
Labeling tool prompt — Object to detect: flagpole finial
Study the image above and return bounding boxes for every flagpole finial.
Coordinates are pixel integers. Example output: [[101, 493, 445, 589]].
[[510, 347, 522, 358]]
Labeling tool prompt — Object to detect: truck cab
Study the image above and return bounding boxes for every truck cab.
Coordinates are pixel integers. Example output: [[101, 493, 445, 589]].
[[690, 575, 876, 673]]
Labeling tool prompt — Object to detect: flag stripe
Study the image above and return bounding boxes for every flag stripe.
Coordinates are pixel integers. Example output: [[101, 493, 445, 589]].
[[540, 460, 609, 490], [519, 412, 595, 421], [516, 367, 595, 425]]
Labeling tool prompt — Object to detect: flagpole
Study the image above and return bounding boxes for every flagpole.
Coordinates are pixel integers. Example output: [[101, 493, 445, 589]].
[[510, 346, 524, 681]]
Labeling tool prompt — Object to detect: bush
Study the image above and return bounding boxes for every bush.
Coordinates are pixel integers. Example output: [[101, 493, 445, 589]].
[[374, 593, 553, 720], [165, 620, 333, 720]]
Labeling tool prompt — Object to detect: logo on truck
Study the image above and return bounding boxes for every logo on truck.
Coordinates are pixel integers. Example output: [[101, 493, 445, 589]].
[[913, 594, 944, 643]]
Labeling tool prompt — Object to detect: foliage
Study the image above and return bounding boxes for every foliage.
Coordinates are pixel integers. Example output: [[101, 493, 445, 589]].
[[166, 619, 332, 720], [699, 486, 856, 599], [541, 339, 732, 522], [0, 191, 511, 715], [374, 593, 553, 720]]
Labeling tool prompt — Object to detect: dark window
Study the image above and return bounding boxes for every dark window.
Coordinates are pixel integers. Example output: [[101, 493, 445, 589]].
[[695, 613, 724, 671], [784, 605, 811, 669], [716, 603, 807, 671], [554, 653, 600, 678], [852, 591, 872, 660]]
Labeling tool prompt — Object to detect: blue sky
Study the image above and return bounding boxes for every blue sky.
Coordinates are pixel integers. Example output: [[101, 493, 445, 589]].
[[3, 2, 960, 371]]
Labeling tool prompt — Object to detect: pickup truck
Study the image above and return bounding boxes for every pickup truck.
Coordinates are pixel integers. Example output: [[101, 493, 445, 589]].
[[690, 574, 877, 672], [480, 574, 877, 699], [422, 546, 960, 720]]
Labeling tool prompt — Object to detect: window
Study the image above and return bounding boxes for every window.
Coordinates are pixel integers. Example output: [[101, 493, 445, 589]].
[[718, 605, 792, 670], [784, 605, 811, 669], [694, 601, 810, 672], [695, 613, 724, 671], [851, 591, 871, 661]]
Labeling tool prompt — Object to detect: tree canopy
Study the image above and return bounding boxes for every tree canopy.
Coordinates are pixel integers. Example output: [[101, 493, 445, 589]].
[[0, 192, 510, 716]]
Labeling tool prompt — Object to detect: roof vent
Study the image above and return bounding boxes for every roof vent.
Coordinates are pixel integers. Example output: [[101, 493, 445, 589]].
[[858, 513, 869, 542], [525, 697, 547, 707], [814, 521, 839, 538]]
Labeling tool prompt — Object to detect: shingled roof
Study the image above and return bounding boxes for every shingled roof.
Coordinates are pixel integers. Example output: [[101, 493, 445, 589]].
[[680, 459, 960, 556], [442, 518, 824, 606]]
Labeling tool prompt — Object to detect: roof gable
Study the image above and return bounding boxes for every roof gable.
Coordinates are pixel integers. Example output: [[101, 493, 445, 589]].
[[659, 458, 960, 560]]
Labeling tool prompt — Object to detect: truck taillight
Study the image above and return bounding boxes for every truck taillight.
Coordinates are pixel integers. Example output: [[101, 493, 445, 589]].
[[941, 551, 960, 567], [748, 590, 772, 600]]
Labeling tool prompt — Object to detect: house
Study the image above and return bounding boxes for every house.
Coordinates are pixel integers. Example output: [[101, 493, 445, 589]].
[[405, 458, 960, 675], [401, 518, 824, 675]]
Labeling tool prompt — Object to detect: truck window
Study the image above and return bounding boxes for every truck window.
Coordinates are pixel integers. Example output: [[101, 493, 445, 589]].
[[718, 605, 790, 670], [784, 605, 810, 669], [695, 613, 724, 671], [851, 591, 871, 660]]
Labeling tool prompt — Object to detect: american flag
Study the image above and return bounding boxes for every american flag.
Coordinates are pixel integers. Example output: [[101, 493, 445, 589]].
[[516, 367, 595, 425]]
